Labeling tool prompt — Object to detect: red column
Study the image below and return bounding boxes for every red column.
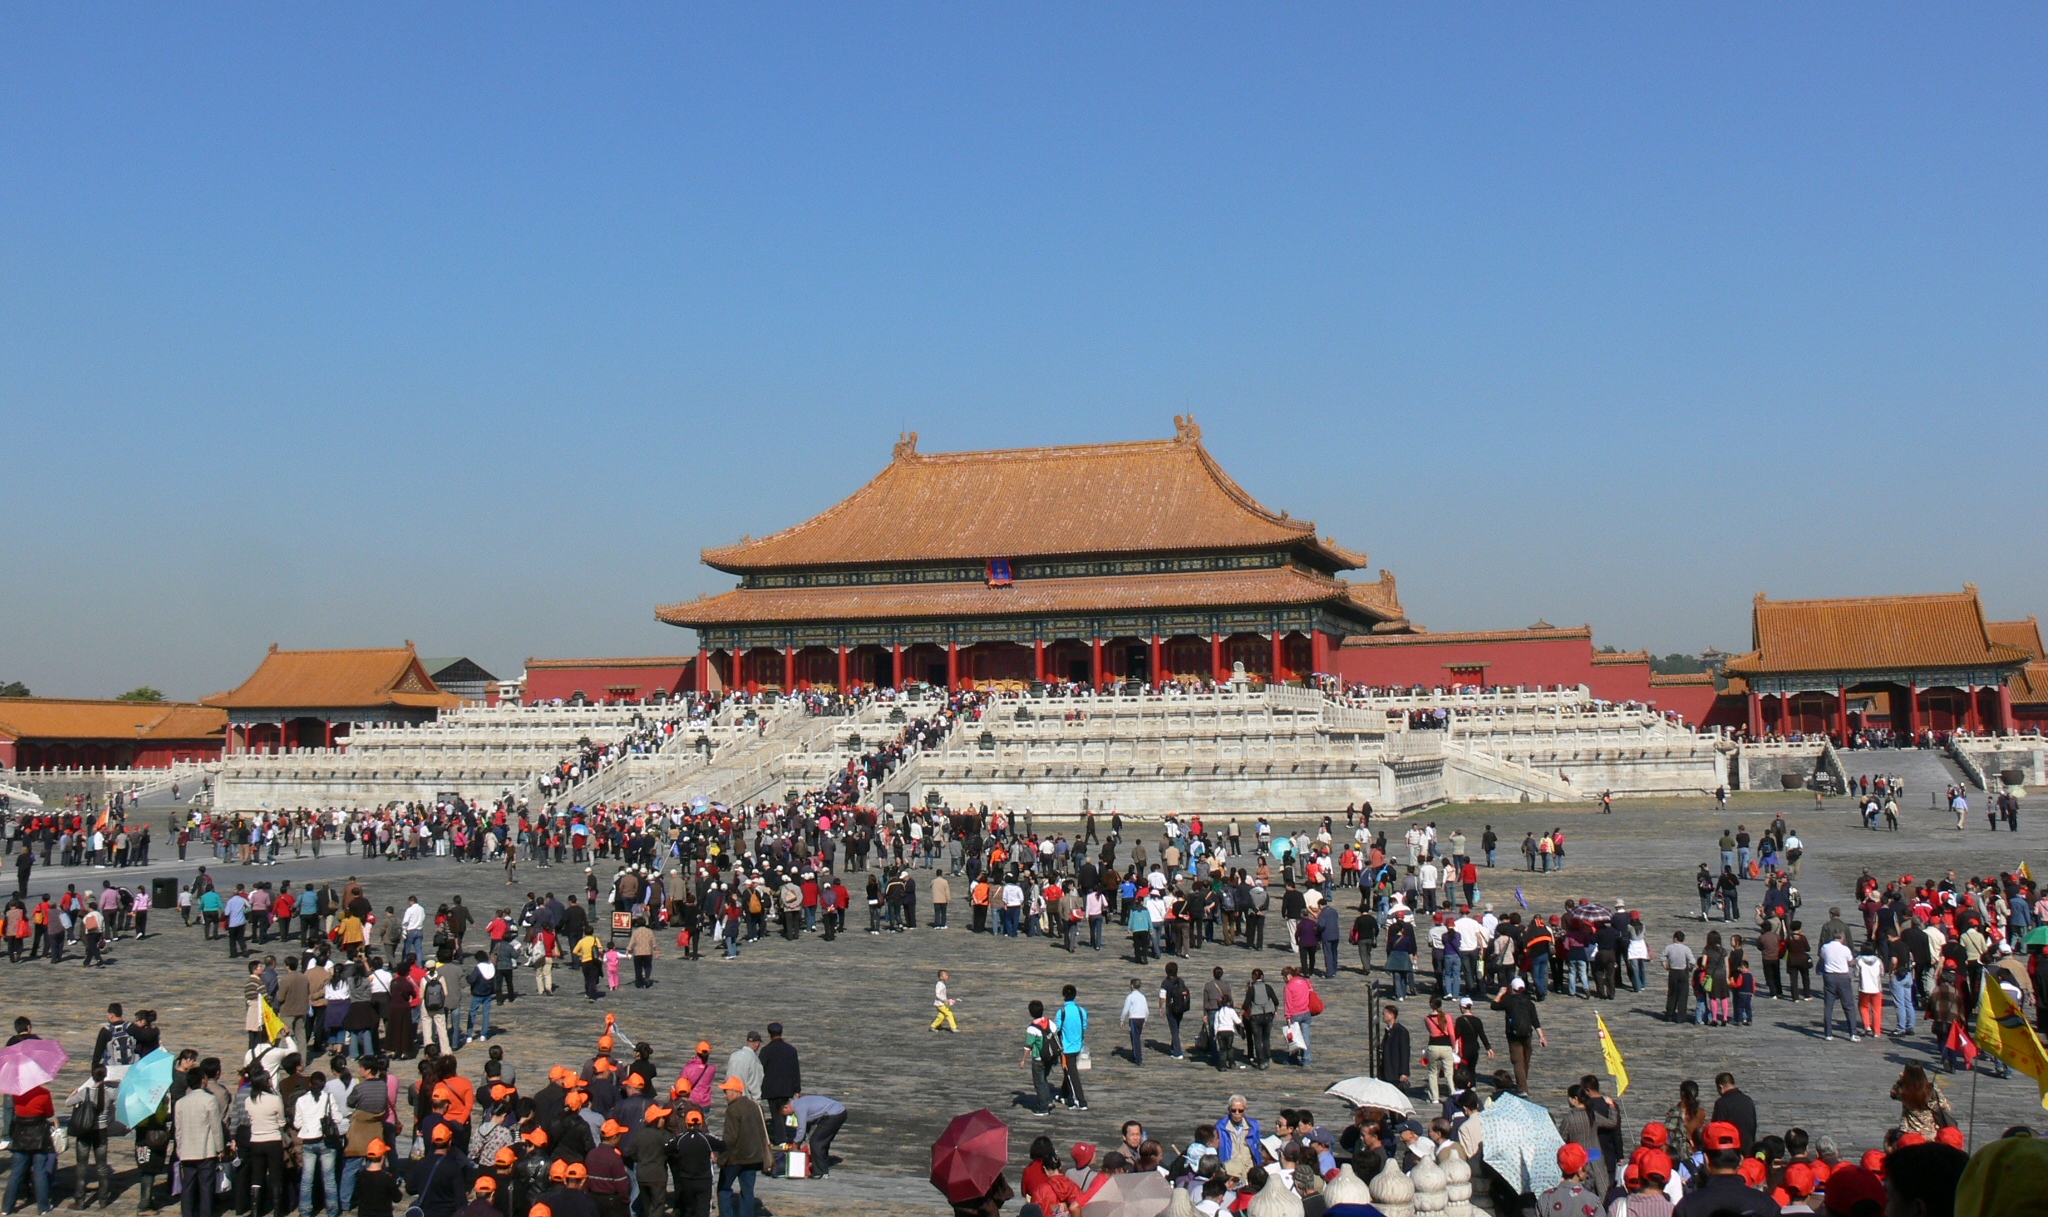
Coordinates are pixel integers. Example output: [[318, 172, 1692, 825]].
[[1965, 686, 1982, 734], [1904, 682, 1919, 738], [1270, 632, 1286, 683], [1998, 683, 2014, 734], [1150, 636, 1163, 687], [891, 645, 903, 688], [1091, 638, 1104, 690], [1745, 691, 1762, 738], [695, 649, 709, 694], [1212, 634, 1225, 682], [837, 646, 849, 692], [1836, 685, 1851, 741], [1312, 630, 1330, 678], [947, 643, 959, 691], [323, 721, 334, 749], [783, 648, 796, 690], [1034, 640, 1046, 683]]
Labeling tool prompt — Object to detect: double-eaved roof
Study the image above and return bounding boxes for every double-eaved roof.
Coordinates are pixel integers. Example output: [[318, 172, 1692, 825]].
[[698, 421, 1364, 574], [1723, 587, 2034, 676], [662, 421, 1406, 633]]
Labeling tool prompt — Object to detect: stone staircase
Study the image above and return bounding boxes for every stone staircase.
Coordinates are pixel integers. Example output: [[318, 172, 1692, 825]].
[[1440, 740, 1581, 803], [1835, 747, 1974, 805]]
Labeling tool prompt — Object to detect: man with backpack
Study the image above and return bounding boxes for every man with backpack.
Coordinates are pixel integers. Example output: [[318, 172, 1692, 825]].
[[1159, 963, 1191, 1060], [463, 951, 497, 1047], [421, 963, 455, 1054], [90, 1003, 139, 1084], [1021, 1001, 1061, 1115]]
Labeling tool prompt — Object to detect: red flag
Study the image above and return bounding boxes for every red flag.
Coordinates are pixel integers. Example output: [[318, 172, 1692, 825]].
[[93, 809, 109, 834], [1948, 1020, 1979, 1069]]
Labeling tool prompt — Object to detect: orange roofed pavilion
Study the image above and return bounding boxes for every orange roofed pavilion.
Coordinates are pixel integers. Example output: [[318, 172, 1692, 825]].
[[658, 418, 1411, 692], [0, 699, 226, 770], [1722, 587, 2034, 739], [204, 643, 459, 753]]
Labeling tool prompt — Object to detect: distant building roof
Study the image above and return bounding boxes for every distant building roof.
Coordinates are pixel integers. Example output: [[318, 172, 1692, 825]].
[[1342, 625, 1595, 649], [204, 645, 460, 711], [0, 699, 227, 744], [1723, 587, 2033, 676], [421, 657, 498, 686], [698, 419, 1365, 574]]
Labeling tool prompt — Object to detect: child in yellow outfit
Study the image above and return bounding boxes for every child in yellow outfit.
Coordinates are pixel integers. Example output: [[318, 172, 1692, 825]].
[[932, 969, 959, 1032]]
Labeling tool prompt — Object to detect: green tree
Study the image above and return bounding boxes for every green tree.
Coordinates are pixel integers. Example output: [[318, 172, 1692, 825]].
[[0, 680, 29, 698], [115, 686, 167, 702], [1650, 653, 1707, 676]]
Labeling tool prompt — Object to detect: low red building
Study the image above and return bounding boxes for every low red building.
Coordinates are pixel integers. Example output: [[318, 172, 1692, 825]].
[[1333, 623, 1721, 723], [0, 699, 226, 769], [521, 656, 698, 705], [1990, 617, 2048, 728]]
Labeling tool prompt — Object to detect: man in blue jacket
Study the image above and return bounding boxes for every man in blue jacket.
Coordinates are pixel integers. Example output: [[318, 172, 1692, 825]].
[[1211, 1096, 1266, 1181], [1054, 985, 1089, 1111]]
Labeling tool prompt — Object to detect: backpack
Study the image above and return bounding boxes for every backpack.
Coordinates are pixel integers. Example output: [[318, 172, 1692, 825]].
[[1034, 1020, 1062, 1072], [423, 975, 448, 1011], [1164, 976, 1191, 1017], [103, 1022, 138, 1069]]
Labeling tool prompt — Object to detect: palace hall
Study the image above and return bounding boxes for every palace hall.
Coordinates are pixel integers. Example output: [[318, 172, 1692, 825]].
[[658, 418, 1410, 693]]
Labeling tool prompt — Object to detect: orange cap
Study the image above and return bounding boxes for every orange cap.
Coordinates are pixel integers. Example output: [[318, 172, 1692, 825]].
[[593, 1058, 617, 1073], [472, 1177, 497, 1194], [598, 1035, 615, 1050], [365, 1139, 390, 1158], [695, 1041, 712, 1054], [564, 1163, 588, 1181], [522, 1128, 549, 1148], [431, 1084, 454, 1105], [493, 1148, 518, 1167], [565, 1090, 588, 1109], [601, 1119, 630, 1138], [645, 1106, 672, 1123], [685, 1110, 705, 1126], [549, 1066, 570, 1085], [719, 1076, 746, 1093], [430, 1123, 453, 1145], [530, 1206, 553, 1217], [548, 1161, 568, 1182], [490, 1084, 515, 1102]]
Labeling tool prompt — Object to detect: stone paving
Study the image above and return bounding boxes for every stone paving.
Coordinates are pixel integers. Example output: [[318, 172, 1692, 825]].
[[2, 783, 2043, 1215]]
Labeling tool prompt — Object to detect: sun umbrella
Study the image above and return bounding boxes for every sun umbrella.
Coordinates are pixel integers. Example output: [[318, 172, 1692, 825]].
[[0, 1038, 67, 1095], [931, 1108, 1009, 1204], [1082, 1171, 1176, 1217], [1324, 1076, 1417, 1117], [116, 1049, 175, 1127], [2024, 926, 2048, 948], [1480, 1092, 1565, 1196]]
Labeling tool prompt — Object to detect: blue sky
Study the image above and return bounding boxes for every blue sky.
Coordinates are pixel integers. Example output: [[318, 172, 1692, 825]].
[[4, 8, 2045, 699]]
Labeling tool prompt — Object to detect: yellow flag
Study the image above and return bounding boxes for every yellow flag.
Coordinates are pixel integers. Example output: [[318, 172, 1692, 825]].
[[260, 995, 287, 1044], [1975, 977, 2048, 1110], [1596, 1012, 1629, 1096], [2021, 861, 2034, 883]]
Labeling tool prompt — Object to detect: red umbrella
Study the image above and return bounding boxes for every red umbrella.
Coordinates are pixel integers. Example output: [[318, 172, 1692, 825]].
[[931, 1108, 1009, 1204]]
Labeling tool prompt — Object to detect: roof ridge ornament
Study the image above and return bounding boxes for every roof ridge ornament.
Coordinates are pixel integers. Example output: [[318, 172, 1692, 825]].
[[1173, 414, 1202, 443], [893, 431, 919, 460]]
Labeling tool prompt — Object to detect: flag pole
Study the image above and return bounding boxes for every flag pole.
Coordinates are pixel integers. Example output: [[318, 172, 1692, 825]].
[[1967, 1062, 1978, 1152]]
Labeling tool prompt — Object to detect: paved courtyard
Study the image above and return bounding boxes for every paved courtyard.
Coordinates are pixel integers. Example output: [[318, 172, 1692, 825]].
[[2, 782, 2042, 1215]]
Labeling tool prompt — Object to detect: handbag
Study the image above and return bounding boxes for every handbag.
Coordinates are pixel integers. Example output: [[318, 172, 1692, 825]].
[[1305, 984, 1326, 1017], [1075, 1051, 1092, 1072]]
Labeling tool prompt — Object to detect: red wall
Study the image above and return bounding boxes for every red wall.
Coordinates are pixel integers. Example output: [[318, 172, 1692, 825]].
[[523, 659, 696, 705], [1335, 631, 1716, 724]]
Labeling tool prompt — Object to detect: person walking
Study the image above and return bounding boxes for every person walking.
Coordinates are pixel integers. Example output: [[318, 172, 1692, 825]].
[[1421, 998, 1456, 1102], [1818, 931, 1858, 1041], [1118, 979, 1147, 1066], [1022, 1001, 1060, 1115], [715, 1076, 769, 1217], [931, 970, 959, 1033], [1377, 1005, 1412, 1094], [1492, 977, 1546, 1092]]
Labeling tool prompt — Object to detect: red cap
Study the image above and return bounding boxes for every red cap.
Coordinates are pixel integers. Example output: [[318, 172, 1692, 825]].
[[1072, 1143, 1097, 1168], [1558, 1144, 1589, 1175], [1638, 1122, 1669, 1148], [1896, 1132, 1929, 1147], [1935, 1126, 1965, 1149], [1858, 1150, 1886, 1178], [1636, 1150, 1673, 1184], [1700, 1121, 1743, 1151], [1784, 1163, 1815, 1197], [1824, 1164, 1887, 1216], [1739, 1158, 1767, 1188]]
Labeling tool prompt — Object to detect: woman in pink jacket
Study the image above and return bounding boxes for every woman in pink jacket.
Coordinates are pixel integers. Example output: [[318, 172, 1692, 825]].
[[1283, 967, 1317, 1067]]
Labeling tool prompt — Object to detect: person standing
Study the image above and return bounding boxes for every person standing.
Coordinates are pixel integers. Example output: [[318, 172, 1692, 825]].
[[1377, 1005, 1412, 1093], [1818, 932, 1858, 1041], [1662, 932, 1695, 1023], [1054, 985, 1089, 1111], [173, 1067, 225, 1217], [1708, 1073, 1757, 1153], [715, 1077, 768, 1217], [665, 1109, 721, 1217], [931, 971, 960, 1033]]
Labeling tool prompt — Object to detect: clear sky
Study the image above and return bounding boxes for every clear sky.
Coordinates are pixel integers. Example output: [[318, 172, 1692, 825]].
[[4, 8, 2045, 700]]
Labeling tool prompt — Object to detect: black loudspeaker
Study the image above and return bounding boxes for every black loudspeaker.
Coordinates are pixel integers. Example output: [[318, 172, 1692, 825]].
[[152, 877, 180, 907]]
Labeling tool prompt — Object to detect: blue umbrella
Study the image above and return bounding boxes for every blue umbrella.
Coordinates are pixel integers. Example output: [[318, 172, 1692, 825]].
[[1480, 1092, 1565, 1196], [117, 1049, 175, 1128]]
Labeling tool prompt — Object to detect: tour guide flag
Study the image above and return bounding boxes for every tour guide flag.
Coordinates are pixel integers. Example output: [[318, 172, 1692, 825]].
[[260, 995, 287, 1045], [1595, 1012, 1629, 1096], [1975, 976, 2048, 1109]]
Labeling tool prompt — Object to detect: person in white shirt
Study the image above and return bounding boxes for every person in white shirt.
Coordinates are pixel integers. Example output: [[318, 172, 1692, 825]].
[[1120, 979, 1149, 1066], [400, 898, 426, 962], [931, 969, 959, 1032], [1818, 934, 1858, 1040], [293, 1072, 344, 1215]]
